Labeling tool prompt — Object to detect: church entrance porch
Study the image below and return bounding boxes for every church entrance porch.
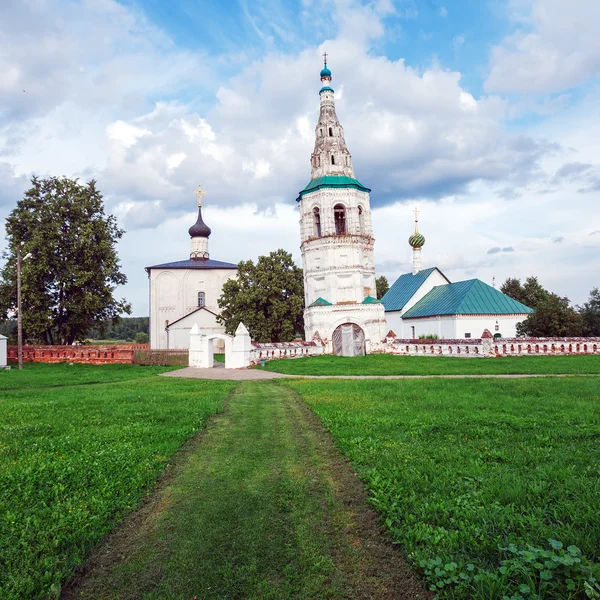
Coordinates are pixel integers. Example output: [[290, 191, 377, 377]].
[[333, 323, 365, 357]]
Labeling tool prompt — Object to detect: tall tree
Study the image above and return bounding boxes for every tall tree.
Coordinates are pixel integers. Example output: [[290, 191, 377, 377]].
[[217, 249, 304, 342], [580, 287, 600, 336], [376, 275, 389, 299], [501, 276, 548, 309], [0, 176, 131, 345], [516, 293, 584, 337]]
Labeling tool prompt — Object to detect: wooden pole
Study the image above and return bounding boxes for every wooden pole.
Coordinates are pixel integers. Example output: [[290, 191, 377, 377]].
[[17, 244, 23, 370]]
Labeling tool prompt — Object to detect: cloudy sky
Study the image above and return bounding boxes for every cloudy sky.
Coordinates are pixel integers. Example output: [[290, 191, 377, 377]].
[[2, 0, 599, 315]]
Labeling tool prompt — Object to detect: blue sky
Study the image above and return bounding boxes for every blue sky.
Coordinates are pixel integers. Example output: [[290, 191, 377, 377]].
[[1, 0, 599, 315]]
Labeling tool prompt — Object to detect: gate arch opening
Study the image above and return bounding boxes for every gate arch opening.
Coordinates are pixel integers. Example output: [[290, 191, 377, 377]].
[[332, 323, 365, 356]]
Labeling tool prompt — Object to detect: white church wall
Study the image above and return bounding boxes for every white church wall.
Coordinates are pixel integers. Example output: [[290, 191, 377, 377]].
[[149, 267, 235, 349], [453, 314, 527, 339], [400, 314, 530, 340]]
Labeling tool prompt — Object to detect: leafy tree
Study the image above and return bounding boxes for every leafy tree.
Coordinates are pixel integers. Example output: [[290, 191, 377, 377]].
[[217, 249, 304, 342], [87, 316, 149, 341], [501, 276, 548, 309], [580, 287, 600, 336], [134, 331, 149, 344], [516, 293, 584, 337], [0, 176, 131, 345], [376, 275, 389, 299]]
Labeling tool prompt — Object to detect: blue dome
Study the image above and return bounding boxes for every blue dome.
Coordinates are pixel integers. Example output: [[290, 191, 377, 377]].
[[319, 86, 334, 94], [320, 66, 331, 78]]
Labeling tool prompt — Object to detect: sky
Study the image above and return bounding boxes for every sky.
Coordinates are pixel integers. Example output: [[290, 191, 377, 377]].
[[1, 0, 599, 316]]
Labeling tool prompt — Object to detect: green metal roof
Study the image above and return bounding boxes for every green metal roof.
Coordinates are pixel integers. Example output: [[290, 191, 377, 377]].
[[402, 279, 534, 318], [308, 297, 332, 307], [362, 296, 382, 304], [319, 86, 334, 93], [296, 176, 371, 202], [382, 267, 447, 312]]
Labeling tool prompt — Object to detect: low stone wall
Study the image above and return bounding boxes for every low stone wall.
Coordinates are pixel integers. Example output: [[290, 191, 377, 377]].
[[380, 336, 600, 358], [249, 340, 325, 365], [382, 338, 489, 357], [491, 338, 600, 356], [7, 344, 148, 364]]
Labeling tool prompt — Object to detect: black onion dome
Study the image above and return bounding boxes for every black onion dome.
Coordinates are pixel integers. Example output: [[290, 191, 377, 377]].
[[188, 207, 211, 238]]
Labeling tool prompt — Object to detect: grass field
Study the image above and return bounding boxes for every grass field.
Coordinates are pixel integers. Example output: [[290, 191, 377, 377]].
[[286, 377, 600, 599], [0, 368, 235, 599], [0, 362, 179, 390], [259, 353, 600, 376]]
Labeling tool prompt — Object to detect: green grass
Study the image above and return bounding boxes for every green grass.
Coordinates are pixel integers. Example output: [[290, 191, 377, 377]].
[[214, 353, 225, 363], [259, 353, 600, 376], [65, 381, 414, 599], [0, 368, 235, 599], [0, 362, 180, 390], [286, 377, 600, 599]]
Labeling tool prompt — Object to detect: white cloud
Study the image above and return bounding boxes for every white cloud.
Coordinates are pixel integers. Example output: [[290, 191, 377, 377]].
[[1, 0, 599, 316], [486, 0, 600, 93]]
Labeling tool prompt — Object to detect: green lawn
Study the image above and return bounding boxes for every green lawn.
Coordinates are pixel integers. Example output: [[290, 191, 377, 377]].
[[0, 367, 235, 599], [0, 362, 180, 390], [67, 382, 420, 599], [259, 353, 600, 376], [285, 377, 600, 599]]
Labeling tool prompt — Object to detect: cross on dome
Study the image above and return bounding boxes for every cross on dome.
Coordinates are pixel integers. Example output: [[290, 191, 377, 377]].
[[194, 185, 206, 208], [323, 51, 328, 66]]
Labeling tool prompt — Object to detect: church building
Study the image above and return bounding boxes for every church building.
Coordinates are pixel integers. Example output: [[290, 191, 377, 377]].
[[382, 210, 533, 339], [297, 58, 387, 356], [145, 189, 237, 349]]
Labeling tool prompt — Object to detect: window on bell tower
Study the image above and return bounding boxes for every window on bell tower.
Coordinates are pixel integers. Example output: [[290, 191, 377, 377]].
[[358, 206, 365, 233], [329, 127, 333, 136], [334, 204, 346, 235], [331, 155, 335, 165], [313, 207, 321, 237]]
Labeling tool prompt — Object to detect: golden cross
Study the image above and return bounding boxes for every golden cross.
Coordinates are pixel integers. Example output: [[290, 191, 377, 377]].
[[195, 185, 205, 207], [414, 207, 419, 222]]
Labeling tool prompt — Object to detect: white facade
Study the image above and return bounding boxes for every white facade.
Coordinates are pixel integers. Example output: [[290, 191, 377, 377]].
[[147, 200, 237, 350], [148, 267, 235, 349], [400, 314, 526, 340]]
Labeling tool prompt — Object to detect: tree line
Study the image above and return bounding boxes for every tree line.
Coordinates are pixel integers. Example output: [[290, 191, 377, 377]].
[[501, 277, 600, 337]]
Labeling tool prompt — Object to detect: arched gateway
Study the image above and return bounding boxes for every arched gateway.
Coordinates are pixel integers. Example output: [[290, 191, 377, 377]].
[[332, 323, 365, 357]]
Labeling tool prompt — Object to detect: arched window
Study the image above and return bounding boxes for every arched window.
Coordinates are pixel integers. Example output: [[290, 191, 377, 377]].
[[313, 207, 321, 237], [197, 291, 206, 307], [358, 205, 365, 233], [329, 127, 333, 136], [331, 154, 335, 165], [334, 204, 346, 235], [319, 128, 323, 137]]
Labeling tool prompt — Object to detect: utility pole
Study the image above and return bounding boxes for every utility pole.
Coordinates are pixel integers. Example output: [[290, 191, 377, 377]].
[[17, 244, 23, 370]]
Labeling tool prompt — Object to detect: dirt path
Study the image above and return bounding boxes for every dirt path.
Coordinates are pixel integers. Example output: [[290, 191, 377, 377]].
[[63, 381, 428, 600], [163, 367, 600, 381]]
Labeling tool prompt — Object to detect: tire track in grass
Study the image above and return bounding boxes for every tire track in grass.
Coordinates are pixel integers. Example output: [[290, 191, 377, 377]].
[[63, 381, 429, 599]]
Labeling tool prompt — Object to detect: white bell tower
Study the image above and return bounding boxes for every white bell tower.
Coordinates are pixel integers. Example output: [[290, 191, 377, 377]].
[[297, 57, 386, 355]]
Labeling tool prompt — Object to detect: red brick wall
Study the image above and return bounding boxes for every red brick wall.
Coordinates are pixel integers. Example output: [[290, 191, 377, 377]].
[[7, 344, 148, 365]]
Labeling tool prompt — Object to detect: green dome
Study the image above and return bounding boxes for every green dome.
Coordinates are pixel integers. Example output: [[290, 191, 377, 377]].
[[319, 86, 334, 94], [409, 232, 425, 248], [320, 66, 331, 78]]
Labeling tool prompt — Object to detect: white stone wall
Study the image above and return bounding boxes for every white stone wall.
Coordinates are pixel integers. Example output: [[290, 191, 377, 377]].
[[149, 267, 236, 349], [167, 308, 227, 350]]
